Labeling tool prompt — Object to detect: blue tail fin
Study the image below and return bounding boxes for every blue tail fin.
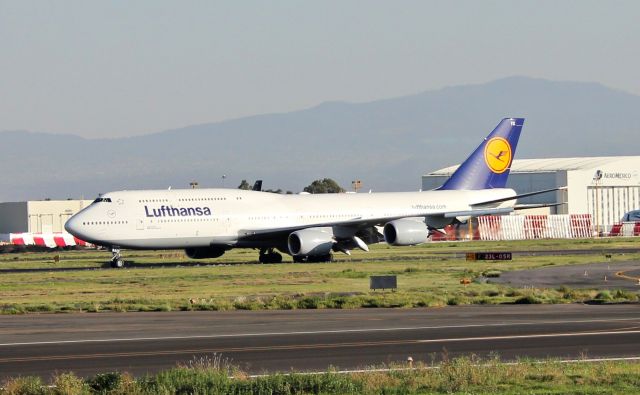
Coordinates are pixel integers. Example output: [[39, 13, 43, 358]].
[[438, 118, 524, 190]]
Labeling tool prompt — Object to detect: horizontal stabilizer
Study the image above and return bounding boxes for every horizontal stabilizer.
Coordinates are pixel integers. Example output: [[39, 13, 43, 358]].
[[443, 207, 514, 218], [513, 202, 567, 211], [472, 187, 567, 207]]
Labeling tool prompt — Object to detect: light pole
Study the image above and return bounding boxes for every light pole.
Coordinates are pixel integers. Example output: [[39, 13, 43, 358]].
[[351, 180, 362, 193], [222, 174, 227, 188], [593, 170, 602, 237]]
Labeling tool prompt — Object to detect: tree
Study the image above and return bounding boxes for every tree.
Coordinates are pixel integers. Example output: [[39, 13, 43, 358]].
[[303, 178, 345, 194], [237, 180, 251, 190]]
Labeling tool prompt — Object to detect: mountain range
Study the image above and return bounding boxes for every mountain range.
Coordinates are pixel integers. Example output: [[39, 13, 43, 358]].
[[1, 76, 639, 202]]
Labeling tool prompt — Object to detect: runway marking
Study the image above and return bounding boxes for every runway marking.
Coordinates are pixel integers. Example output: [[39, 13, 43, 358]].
[[2, 328, 640, 364], [416, 329, 640, 344], [615, 270, 640, 283], [247, 357, 640, 378], [2, 316, 640, 347]]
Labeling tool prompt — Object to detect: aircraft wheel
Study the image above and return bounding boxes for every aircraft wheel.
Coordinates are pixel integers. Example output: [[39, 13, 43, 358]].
[[259, 248, 283, 264], [259, 251, 283, 264], [111, 259, 124, 268]]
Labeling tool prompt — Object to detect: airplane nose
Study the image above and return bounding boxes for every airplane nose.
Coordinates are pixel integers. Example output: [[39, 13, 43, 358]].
[[64, 214, 83, 237]]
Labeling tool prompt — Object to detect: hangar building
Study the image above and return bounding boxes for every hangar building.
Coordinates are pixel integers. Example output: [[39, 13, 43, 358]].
[[0, 199, 92, 234], [422, 157, 640, 233]]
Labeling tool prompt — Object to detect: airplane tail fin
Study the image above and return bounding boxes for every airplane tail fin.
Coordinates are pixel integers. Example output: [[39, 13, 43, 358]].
[[438, 118, 524, 190]]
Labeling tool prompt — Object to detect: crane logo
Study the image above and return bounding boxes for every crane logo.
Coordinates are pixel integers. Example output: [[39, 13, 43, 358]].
[[484, 137, 512, 174]]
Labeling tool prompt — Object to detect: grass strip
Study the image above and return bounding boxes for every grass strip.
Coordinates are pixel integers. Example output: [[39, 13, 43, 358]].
[[3, 355, 640, 394], [2, 238, 640, 314]]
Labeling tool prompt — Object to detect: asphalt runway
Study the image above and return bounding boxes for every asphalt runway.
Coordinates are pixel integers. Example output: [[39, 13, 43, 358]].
[[491, 261, 640, 290], [2, 304, 640, 380]]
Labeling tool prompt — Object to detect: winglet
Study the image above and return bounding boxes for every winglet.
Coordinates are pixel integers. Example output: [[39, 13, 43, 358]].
[[438, 118, 524, 190]]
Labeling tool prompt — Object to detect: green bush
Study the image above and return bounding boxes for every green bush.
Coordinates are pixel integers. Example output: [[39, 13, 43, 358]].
[[514, 295, 542, 304], [483, 289, 501, 297], [141, 366, 231, 394], [504, 288, 523, 298], [613, 289, 636, 300], [558, 285, 577, 300], [267, 295, 296, 310], [326, 296, 349, 309], [447, 297, 461, 305], [1, 376, 46, 395], [86, 372, 124, 393], [52, 372, 89, 395], [297, 296, 320, 309], [594, 290, 613, 301]]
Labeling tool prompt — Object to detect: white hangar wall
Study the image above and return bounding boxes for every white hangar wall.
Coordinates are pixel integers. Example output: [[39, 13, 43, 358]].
[[0, 200, 92, 234]]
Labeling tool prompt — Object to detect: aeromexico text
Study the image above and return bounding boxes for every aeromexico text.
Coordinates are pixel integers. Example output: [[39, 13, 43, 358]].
[[145, 205, 212, 217]]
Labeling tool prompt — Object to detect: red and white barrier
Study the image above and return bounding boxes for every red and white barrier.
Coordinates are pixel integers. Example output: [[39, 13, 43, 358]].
[[609, 222, 640, 237], [10, 233, 91, 248], [478, 214, 594, 241]]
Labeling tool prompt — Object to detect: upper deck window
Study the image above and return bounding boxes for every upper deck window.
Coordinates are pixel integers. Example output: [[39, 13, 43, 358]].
[[93, 197, 112, 203]]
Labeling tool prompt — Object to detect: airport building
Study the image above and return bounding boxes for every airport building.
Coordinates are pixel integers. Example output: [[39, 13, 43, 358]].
[[423, 156, 640, 232], [0, 199, 92, 235]]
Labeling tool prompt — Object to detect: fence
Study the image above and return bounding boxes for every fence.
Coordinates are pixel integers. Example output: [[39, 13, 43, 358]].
[[477, 214, 594, 241], [10, 233, 91, 248]]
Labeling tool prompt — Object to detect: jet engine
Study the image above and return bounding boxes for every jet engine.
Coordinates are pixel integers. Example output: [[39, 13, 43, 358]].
[[185, 246, 227, 259], [287, 227, 335, 257], [383, 219, 429, 246]]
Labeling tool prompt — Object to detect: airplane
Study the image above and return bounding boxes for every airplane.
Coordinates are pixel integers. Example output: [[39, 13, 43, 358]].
[[65, 118, 554, 268]]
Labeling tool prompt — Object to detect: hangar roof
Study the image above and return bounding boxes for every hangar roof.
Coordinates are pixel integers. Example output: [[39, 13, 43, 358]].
[[426, 156, 640, 176]]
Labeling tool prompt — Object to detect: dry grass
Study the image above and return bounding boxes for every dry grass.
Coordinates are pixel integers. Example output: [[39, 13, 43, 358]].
[[3, 355, 640, 394], [1, 238, 640, 314]]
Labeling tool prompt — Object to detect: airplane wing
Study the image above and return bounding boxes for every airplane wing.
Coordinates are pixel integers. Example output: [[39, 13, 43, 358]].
[[236, 206, 516, 243], [238, 187, 567, 243]]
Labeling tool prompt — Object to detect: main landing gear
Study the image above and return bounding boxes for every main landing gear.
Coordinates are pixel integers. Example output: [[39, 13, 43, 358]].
[[110, 247, 125, 268], [259, 248, 283, 264]]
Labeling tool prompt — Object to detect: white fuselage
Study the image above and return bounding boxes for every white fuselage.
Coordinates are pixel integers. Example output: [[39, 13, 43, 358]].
[[65, 187, 516, 250]]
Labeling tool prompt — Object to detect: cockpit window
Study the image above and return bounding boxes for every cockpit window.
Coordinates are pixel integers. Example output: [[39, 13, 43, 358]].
[[93, 197, 112, 203]]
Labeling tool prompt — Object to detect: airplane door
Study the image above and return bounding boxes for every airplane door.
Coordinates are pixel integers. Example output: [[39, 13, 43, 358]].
[[136, 219, 144, 230]]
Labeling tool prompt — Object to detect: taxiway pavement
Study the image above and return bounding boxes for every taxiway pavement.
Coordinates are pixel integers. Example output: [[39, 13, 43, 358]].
[[2, 304, 640, 380], [491, 261, 640, 290]]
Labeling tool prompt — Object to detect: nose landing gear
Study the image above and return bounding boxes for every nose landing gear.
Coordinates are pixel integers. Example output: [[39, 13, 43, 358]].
[[110, 247, 124, 268]]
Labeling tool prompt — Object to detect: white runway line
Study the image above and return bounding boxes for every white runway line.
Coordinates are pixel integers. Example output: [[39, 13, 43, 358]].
[[247, 356, 640, 378], [2, 316, 639, 347]]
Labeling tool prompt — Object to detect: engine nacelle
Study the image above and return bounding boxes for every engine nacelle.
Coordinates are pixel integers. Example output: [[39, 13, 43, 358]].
[[383, 219, 429, 246], [185, 246, 227, 259], [288, 227, 334, 256]]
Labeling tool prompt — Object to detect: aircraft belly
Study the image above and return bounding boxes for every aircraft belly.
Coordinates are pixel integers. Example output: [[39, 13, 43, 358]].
[[108, 236, 236, 250]]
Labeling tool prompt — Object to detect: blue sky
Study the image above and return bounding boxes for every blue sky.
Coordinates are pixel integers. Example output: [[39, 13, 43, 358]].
[[1, 0, 638, 137]]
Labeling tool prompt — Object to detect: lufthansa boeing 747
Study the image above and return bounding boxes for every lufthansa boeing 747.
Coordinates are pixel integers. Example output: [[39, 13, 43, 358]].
[[65, 118, 553, 267]]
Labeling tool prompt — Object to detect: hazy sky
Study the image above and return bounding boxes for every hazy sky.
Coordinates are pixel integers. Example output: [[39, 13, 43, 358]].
[[1, 1, 639, 138]]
